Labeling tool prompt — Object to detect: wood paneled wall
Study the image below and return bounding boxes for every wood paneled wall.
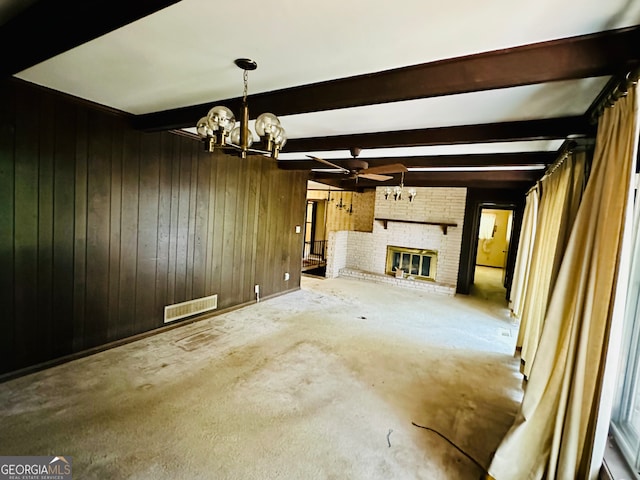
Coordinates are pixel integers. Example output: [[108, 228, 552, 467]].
[[0, 79, 308, 376]]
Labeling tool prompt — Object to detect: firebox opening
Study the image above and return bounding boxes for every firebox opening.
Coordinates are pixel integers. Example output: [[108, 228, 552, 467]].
[[386, 245, 437, 281]]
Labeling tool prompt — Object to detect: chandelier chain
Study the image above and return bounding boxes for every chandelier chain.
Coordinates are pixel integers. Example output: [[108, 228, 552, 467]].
[[243, 70, 249, 102]]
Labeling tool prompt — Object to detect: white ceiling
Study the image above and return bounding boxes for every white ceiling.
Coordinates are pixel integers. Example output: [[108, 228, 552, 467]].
[[7, 0, 640, 172], [15, 0, 640, 114]]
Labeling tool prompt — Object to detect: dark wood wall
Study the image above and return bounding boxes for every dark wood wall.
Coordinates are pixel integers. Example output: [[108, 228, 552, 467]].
[[0, 78, 308, 377]]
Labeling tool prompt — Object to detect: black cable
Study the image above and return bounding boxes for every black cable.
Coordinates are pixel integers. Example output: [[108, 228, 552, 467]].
[[411, 421, 490, 475]]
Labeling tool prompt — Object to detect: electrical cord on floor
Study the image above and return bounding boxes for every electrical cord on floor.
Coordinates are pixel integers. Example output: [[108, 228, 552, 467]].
[[411, 421, 490, 476]]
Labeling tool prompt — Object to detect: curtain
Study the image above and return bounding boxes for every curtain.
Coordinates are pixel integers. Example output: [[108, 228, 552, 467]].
[[510, 185, 539, 324], [517, 150, 588, 378], [487, 84, 638, 480]]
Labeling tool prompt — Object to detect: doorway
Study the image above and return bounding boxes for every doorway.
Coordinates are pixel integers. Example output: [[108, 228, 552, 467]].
[[302, 199, 327, 276], [473, 207, 514, 304]]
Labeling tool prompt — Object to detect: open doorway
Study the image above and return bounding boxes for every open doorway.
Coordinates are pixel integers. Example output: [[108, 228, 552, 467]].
[[473, 207, 514, 304], [302, 199, 328, 277]]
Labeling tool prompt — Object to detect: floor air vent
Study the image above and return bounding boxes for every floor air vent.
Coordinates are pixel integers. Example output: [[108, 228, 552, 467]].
[[164, 294, 218, 324]]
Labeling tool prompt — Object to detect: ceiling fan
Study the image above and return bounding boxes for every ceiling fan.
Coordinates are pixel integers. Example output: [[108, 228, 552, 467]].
[[308, 147, 408, 182]]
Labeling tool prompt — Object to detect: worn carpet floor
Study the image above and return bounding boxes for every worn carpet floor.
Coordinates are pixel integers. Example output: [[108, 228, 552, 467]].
[[0, 274, 522, 479]]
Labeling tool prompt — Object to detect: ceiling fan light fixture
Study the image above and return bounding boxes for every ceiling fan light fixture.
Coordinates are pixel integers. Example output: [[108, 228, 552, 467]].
[[196, 59, 286, 159]]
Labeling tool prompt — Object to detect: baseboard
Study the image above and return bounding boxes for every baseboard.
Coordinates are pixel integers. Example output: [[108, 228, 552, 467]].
[[0, 287, 300, 384]]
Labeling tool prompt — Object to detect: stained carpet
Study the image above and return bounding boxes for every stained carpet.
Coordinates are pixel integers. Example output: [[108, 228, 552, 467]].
[[0, 276, 523, 479]]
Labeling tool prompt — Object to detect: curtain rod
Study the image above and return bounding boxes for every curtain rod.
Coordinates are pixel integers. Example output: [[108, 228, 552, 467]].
[[535, 138, 595, 187], [589, 66, 640, 124]]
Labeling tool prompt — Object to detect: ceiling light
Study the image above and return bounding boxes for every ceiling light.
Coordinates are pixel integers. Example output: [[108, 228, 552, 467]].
[[383, 172, 416, 202], [196, 58, 286, 159]]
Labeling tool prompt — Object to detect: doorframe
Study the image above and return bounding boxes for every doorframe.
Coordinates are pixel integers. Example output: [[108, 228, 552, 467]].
[[457, 188, 526, 296], [474, 205, 516, 287]]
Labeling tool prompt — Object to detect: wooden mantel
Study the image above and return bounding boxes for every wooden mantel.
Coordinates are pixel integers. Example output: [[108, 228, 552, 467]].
[[374, 217, 458, 235]]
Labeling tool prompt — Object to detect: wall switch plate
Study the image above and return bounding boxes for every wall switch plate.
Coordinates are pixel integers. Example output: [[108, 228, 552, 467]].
[[295, 225, 301, 234]]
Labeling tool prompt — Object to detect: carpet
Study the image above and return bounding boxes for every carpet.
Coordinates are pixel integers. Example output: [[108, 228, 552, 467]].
[[0, 276, 523, 479]]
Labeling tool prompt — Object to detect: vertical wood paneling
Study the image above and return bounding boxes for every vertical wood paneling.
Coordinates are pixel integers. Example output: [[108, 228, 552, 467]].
[[13, 86, 40, 368], [52, 100, 76, 358], [289, 171, 307, 287], [247, 157, 262, 298], [204, 149, 218, 296], [211, 151, 227, 300], [118, 129, 140, 338], [0, 79, 16, 370], [85, 112, 112, 348], [166, 138, 181, 306], [174, 141, 192, 302], [185, 146, 198, 300], [155, 134, 175, 314], [1, 79, 309, 376], [135, 134, 160, 332], [192, 147, 210, 299], [72, 108, 88, 352], [255, 160, 272, 296], [37, 93, 55, 362], [107, 126, 123, 341], [273, 170, 294, 293], [221, 156, 240, 308], [233, 156, 249, 304]]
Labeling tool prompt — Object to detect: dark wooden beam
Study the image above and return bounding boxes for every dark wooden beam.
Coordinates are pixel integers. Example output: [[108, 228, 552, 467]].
[[278, 152, 556, 170], [0, 0, 182, 76], [284, 117, 592, 152], [135, 26, 640, 132], [309, 169, 541, 190]]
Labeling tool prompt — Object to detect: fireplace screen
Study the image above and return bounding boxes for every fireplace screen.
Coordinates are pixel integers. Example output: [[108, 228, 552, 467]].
[[386, 245, 437, 281]]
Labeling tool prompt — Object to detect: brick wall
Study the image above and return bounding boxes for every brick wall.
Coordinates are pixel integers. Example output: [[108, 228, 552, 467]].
[[326, 187, 467, 294]]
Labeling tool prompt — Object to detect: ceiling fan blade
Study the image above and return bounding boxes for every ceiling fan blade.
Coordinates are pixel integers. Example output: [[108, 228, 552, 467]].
[[307, 155, 350, 173], [358, 173, 394, 181], [360, 163, 408, 175]]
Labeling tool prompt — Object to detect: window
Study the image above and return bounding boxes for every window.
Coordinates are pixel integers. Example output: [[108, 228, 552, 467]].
[[611, 190, 640, 476]]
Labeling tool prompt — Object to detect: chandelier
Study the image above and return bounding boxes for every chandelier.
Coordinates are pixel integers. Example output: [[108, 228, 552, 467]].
[[195, 58, 286, 159], [383, 172, 417, 202]]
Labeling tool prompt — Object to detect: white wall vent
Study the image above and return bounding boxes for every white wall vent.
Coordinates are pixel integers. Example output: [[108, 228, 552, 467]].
[[164, 294, 218, 324]]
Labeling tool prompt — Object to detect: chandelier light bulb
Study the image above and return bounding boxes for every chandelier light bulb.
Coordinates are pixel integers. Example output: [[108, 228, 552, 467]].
[[207, 106, 236, 133], [255, 113, 280, 137], [230, 126, 254, 147], [196, 116, 213, 138]]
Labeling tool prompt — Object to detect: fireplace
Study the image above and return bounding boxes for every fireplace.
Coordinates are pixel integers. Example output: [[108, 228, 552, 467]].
[[386, 245, 437, 281]]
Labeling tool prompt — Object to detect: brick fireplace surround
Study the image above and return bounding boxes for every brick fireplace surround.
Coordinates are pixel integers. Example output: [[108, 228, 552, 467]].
[[325, 187, 467, 296]]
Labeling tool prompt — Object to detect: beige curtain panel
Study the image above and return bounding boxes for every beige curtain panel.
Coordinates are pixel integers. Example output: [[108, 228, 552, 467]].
[[510, 185, 539, 323], [517, 150, 588, 378], [487, 83, 638, 480]]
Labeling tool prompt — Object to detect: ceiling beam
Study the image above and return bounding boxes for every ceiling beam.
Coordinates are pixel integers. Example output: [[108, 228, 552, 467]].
[[0, 0, 181, 76], [284, 116, 593, 152], [310, 170, 539, 190], [135, 26, 640, 132], [278, 152, 556, 170]]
